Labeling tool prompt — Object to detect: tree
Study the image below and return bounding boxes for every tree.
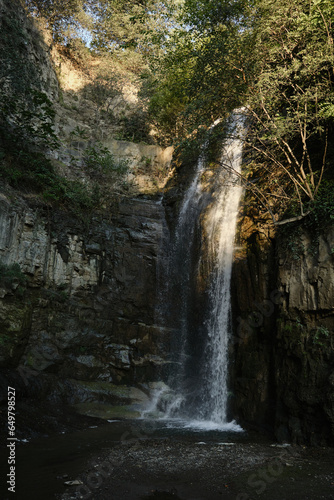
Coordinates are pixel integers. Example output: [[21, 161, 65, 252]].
[[24, 0, 179, 55], [88, 1, 176, 53], [149, 0, 334, 224], [148, 0, 252, 142], [244, 0, 334, 224], [24, 0, 93, 44], [0, 0, 59, 152]]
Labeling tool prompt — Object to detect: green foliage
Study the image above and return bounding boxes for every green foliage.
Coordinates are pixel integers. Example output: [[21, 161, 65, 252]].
[[289, 239, 305, 261], [278, 223, 305, 260], [172, 119, 227, 171], [0, 149, 94, 213], [24, 0, 94, 44], [79, 142, 131, 207], [282, 318, 304, 334], [1, 134, 130, 216], [0, 2, 59, 153], [25, 0, 179, 58], [69, 126, 89, 140], [80, 57, 122, 111], [278, 178, 334, 258], [83, 142, 129, 178], [148, 74, 189, 144], [244, 0, 334, 219], [117, 111, 152, 143], [44, 287, 70, 303], [148, 0, 250, 141], [22, 0, 180, 147], [312, 326, 330, 347], [147, 0, 334, 223], [282, 322, 293, 334], [10, 0, 333, 227], [0, 1, 131, 216], [0, 334, 11, 347], [0, 2, 62, 211], [278, 318, 331, 355], [1, 90, 59, 151], [87, 0, 178, 55], [0, 261, 27, 288], [174, 134, 204, 170], [140, 156, 152, 169], [304, 181, 334, 232]]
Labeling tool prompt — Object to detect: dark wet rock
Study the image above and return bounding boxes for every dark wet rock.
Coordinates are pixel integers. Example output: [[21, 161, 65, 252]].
[[0, 0, 333, 444], [0, 195, 169, 414], [231, 223, 334, 446]]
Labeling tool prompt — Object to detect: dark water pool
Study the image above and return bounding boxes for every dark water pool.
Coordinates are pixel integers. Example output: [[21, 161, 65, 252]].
[[0, 418, 268, 500]]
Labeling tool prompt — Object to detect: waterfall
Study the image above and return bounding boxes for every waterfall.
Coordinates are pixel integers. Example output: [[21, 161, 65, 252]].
[[155, 131, 210, 415], [200, 111, 245, 425], [148, 110, 245, 430]]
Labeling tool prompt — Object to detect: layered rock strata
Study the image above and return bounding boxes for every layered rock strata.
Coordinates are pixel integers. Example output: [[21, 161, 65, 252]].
[[0, 193, 171, 416], [231, 224, 334, 445]]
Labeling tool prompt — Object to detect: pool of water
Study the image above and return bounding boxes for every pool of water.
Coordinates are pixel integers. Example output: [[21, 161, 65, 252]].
[[0, 418, 267, 500]]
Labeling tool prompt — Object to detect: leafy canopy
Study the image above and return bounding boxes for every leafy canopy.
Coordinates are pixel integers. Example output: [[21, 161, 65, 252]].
[[24, 0, 180, 54], [150, 0, 334, 223]]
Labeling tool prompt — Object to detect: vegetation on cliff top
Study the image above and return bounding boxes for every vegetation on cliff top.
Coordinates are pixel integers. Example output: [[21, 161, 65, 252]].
[[150, 0, 334, 226], [0, 0, 333, 225]]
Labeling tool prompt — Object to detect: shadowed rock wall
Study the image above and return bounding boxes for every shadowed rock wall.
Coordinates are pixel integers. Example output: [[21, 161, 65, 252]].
[[231, 223, 334, 445], [0, 192, 171, 414]]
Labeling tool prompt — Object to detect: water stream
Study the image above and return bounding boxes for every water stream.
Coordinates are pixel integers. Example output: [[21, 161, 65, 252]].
[[149, 110, 246, 431], [199, 111, 246, 425]]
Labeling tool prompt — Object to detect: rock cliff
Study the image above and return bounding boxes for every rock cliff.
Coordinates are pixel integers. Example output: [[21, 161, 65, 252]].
[[0, 0, 333, 445], [0, 0, 175, 420], [231, 222, 334, 445], [0, 191, 171, 417]]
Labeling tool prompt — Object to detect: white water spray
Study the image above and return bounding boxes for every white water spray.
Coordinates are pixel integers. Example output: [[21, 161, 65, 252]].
[[147, 111, 246, 431], [201, 110, 246, 425]]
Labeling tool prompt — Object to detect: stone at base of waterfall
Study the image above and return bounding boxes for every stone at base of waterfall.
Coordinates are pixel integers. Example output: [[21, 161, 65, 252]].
[[67, 381, 150, 419], [148, 381, 170, 392], [73, 402, 142, 419], [66, 380, 148, 403]]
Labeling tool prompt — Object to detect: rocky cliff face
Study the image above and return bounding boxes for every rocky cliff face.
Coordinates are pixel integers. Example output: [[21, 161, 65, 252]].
[[0, 0, 176, 420], [231, 223, 334, 445], [1, 0, 333, 445], [0, 0, 173, 198], [0, 191, 172, 417]]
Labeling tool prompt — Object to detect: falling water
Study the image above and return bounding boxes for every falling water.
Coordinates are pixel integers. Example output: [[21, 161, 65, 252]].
[[155, 125, 215, 416], [200, 110, 246, 425], [148, 110, 245, 430]]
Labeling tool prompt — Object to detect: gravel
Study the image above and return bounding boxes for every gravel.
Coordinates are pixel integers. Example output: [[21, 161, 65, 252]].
[[59, 438, 334, 500]]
